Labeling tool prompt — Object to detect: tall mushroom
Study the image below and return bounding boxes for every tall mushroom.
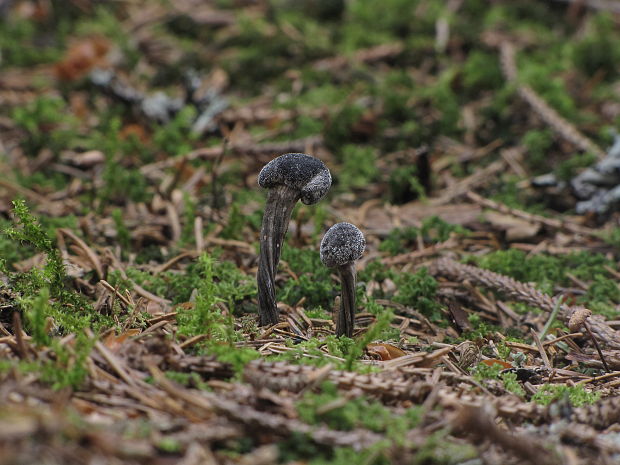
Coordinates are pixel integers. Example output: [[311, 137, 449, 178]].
[[320, 222, 365, 337], [257, 153, 332, 326]]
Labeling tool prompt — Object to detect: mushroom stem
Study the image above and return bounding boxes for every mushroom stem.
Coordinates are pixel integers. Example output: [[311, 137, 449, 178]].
[[336, 262, 357, 338], [257, 185, 299, 326]]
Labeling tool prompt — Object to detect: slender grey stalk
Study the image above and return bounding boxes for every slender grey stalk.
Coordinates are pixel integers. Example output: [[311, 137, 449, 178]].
[[256, 153, 331, 326], [257, 186, 299, 326], [320, 223, 365, 337], [336, 262, 357, 337]]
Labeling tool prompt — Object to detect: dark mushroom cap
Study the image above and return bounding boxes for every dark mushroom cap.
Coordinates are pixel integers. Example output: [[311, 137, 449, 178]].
[[320, 222, 365, 268], [258, 153, 332, 205]]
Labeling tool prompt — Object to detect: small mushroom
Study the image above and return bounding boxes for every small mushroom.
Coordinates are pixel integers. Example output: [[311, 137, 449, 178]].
[[257, 153, 332, 326], [320, 222, 365, 337]]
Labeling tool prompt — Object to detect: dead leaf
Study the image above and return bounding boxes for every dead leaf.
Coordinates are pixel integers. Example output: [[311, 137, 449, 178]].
[[103, 329, 141, 352], [484, 211, 540, 241], [481, 359, 513, 369], [54, 37, 110, 81], [367, 343, 407, 360]]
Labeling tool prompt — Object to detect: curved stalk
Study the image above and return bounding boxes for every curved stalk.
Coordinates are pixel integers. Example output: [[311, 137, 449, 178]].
[[256, 185, 299, 326]]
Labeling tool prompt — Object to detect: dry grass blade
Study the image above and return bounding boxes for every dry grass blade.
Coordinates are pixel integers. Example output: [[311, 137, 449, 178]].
[[57, 227, 105, 279], [94, 340, 138, 388]]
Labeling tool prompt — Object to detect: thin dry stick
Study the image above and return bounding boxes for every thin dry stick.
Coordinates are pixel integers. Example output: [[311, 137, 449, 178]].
[[429, 158, 506, 206], [94, 340, 138, 388], [57, 228, 105, 280], [531, 329, 552, 370], [500, 41, 605, 159], [584, 321, 611, 372], [466, 191, 598, 237], [433, 257, 620, 349], [12, 311, 28, 359]]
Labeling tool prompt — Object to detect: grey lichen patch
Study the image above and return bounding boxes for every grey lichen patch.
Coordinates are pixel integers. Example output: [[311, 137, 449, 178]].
[[258, 153, 332, 205], [320, 222, 365, 268]]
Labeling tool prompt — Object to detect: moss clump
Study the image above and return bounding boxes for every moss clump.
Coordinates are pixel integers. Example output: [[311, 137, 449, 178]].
[[475, 249, 614, 292], [12, 96, 79, 156], [279, 247, 334, 310], [572, 13, 620, 81], [532, 384, 600, 407], [393, 268, 442, 322], [472, 362, 525, 397], [2, 200, 98, 330], [379, 217, 468, 256], [337, 144, 378, 191], [297, 381, 422, 433]]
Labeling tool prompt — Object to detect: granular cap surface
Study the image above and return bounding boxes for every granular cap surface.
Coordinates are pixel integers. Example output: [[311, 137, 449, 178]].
[[258, 153, 331, 205], [320, 222, 365, 268]]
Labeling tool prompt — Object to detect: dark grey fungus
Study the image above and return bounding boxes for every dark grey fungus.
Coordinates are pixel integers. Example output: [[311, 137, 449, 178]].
[[256, 153, 332, 326], [320, 222, 365, 337], [258, 152, 332, 205]]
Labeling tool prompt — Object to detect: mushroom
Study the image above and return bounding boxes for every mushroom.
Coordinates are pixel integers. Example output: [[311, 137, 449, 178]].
[[320, 222, 365, 337], [257, 153, 332, 326]]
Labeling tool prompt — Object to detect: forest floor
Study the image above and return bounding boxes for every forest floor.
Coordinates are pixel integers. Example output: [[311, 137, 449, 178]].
[[4, 1, 620, 464]]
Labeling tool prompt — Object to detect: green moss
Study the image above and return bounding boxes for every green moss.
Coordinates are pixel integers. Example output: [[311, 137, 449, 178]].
[[221, 203, 245, 240], [12, 96, 79, 155], [270, 309, 392, 372], [273, 336, 353, 370], [337, 145, 378, 191], [555, 152, 598, 181], [462, 50, 503, 94], [279, 247, 333, 309], [341, 0, 439, 51], [152, 106, 199, 156], [379, 217, 468, 256], [0, 18, 63, 66], [164, 371, 211, 390], [522, 129, 554, 173], [532, 384, 600, 407], [4, 200, 68, 296], [324, 103, 366, 151], [489, 177, 547, 214], [472, 362, 525, 397], [157, 438, 182, 454], [2, 328, 96, 390], [520, 60, 578, 120], [388, 164, 426, 204], [571, 13, 620, 81], [112, 209, 131, 251], [501, 371, 526, 397], [20, 287, 52, 347], [393, 268, 442, 322], [100, 161, 151, 205], [42, 331, 94, 389], [297, 381, 422, 433], [474, 249, 617, 311]]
